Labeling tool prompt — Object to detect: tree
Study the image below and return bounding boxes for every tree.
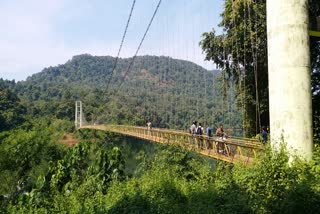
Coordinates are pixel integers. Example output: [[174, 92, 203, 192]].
[[0, 88, 25, 131], [200, 0, 267, 137], [200, 0, 320, 137]]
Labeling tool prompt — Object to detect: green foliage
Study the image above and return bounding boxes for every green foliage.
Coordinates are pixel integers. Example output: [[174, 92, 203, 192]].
[[0, 88, 26, 131], [232, 144, 320, 213], [200, 0, 268, 137], [0, 78, 16, 91], [0, 118, 69, 206], [8, 140, 126, 212], [6, 139, 320, 213], [200, 0, 320, 137]]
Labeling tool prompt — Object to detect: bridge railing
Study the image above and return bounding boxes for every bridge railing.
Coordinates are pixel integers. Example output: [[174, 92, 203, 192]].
[[83, 125, 264, 164]]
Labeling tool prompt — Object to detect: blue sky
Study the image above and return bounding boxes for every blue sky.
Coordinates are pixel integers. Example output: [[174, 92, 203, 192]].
[[0, 0, 223, 81]]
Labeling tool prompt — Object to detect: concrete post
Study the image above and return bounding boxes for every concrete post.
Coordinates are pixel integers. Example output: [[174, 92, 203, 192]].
[[79, 101, 83, 127], [75, 101, 82, 129], [75, 101, 77, 128], [267, 0, 313, 160]]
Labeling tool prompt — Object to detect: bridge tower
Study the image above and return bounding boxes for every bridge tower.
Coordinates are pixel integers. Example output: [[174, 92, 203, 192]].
[[267, 0, 313, 159], [75, 101, 83, 129]]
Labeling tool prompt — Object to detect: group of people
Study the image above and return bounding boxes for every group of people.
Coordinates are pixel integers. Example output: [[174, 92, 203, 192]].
[[189, 121, 227, 151], [190, 120, 268, 146], [146, 119, 268, 145], [189, 121, 227, 138]]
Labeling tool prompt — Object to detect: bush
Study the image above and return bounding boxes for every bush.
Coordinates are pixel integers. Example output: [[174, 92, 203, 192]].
[[4, 139, 320, 213]]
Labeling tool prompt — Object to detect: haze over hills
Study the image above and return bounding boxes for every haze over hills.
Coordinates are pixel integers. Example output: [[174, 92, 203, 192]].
[[3, 54, 241, 129]]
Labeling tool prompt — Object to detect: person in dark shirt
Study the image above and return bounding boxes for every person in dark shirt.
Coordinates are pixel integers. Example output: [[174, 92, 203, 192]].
[[261, 126, 268, 144]]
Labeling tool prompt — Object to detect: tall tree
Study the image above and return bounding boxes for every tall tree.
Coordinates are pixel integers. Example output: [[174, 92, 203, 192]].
[[201, 0, 320, 137], [0, 88, 25, 131], [201, 0, 267, 137]]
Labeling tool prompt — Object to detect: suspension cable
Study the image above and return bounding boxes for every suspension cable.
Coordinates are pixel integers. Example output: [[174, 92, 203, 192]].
[[248, 0, 261, 134], [105, 0, 136, 92], [243, 0, 247, 137], [254, 0, 261, 132], [232, 1, 244, 136], [117, 0, 162, 90]]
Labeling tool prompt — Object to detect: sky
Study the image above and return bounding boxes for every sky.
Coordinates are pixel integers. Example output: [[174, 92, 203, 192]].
[[0, 0, 224, 81]]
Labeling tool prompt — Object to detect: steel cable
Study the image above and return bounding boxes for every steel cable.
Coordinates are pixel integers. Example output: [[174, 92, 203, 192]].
[[105, 0, 136, 92], [117, 0, 162, 90]]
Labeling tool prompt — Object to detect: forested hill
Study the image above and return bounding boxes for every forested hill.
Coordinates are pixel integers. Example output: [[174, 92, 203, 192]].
[[16, 54, 218, 98], [11, 54, 241, 129]]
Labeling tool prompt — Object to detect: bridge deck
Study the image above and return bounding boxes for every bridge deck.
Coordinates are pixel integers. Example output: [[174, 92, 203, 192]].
[[80, 125, 264, 164]]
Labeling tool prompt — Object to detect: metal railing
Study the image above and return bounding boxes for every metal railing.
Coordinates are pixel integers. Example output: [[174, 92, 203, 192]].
[[81, 125, 264, 164]]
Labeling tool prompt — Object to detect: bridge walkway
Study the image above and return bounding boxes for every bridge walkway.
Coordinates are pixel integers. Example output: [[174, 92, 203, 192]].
[[81, 125, 264, 164]]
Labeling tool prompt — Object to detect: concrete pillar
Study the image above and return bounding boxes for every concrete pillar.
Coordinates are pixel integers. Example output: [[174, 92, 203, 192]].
[[75, 101, 82, 129], [75, 101, 77, 128], [79, 101, 83, 127], [267, 0, 313, 160]]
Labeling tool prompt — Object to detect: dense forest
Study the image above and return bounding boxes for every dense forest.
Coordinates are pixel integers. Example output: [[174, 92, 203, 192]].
[[2, 54, 242, 131]]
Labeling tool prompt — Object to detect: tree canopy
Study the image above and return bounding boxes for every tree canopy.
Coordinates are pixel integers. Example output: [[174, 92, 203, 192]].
[[0, 88, 25, 131]]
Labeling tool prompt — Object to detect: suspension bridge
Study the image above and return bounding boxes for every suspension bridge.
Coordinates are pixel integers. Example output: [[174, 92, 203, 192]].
[[75, 0, 318, 163], [76, 100, 264, 164], [82, 124, 264, 164]]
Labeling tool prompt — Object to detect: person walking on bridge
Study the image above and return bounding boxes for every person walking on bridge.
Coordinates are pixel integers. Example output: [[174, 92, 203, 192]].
[[206, 125, 213, 149], [196, 123, 204, 135], [190, 121, 197, 145], [215, 124, 227, 153], [190, 121, 197, 134], [146, 120, 152, 136], [216, 124, 227, 138], [260, 126, 268, 145], [196, 123, 204, 149]]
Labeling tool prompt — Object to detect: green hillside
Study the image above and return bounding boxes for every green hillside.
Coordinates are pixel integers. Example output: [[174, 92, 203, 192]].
[[13, 54, 242, 130]]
